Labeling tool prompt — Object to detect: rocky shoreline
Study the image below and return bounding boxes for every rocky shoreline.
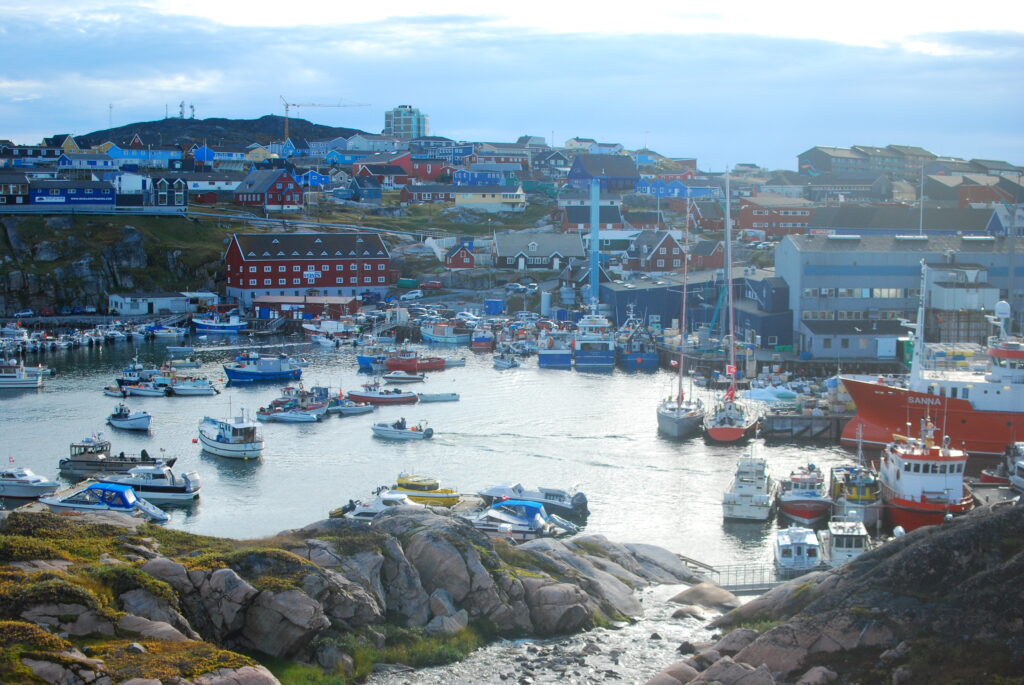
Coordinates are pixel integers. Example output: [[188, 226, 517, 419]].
[[0, 505, 703, 683]]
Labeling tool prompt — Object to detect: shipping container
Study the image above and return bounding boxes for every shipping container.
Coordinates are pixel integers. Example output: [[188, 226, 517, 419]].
[[396, 278, 419, 289]]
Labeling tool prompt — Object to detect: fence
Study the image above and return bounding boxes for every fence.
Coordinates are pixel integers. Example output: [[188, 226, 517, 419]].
[[706, 564, 781, 595]]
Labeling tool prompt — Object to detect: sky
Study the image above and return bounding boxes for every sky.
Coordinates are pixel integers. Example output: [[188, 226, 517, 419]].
[[1, 0, 1022, 170]]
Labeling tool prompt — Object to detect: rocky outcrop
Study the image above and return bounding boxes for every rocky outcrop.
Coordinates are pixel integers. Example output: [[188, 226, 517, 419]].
[[649, 503, 1024, 684]]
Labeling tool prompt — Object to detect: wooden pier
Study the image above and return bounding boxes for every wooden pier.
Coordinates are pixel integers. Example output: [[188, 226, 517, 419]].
[[761, 413, 853, 441]]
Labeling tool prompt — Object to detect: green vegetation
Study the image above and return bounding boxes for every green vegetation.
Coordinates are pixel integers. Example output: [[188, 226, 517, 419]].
[[731, 617, 781, 633], [0, 535, 72, 562], [0, 620, 75, 684], [89, 639, 254, 681], [87, 565, 177, 605]]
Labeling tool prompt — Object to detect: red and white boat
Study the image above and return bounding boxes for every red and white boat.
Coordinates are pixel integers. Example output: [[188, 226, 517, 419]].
[[878, 429, 974, 532], [702, 172, 760, 444], [842, 293, 1023, 459], [345, 381, 419, 405], [384, 350, 447, 372], [778, 464, 832, 526], [979, 442, 1024, 485]]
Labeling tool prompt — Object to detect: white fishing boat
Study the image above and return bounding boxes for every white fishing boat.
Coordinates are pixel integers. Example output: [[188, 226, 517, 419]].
[[416, 392, 460, 403], [817, 515, 875, 568], [166, 376, 219, 396], [58, 437, 174, 475], [97, 465, 201, 502], [197, 414, 264, 459], [0, 466, 60, 498], [329, 399, 377, 416], [774, 525, 827, 579], [103, 385, 128, 398], [106, 403, 152, 431], [722, 448, 778, 521], [124, 381, 168, 397], [39, 481, 169, 523], [371, 418, 433, 440], [383, 370, 426, 383], [256, 407, 320, 423], [166, 357, 201, 369], [477, 483, 589, 518], [337, 489, 426, 522], [0, 360, 44, 389], [493, 353, 520, 370]]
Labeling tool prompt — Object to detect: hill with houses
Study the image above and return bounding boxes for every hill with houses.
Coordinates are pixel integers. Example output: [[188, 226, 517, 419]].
[[75, 115, 366, 149]]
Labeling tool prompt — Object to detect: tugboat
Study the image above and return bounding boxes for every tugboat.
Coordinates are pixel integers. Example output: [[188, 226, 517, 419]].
[[878, 424, 973, 532]]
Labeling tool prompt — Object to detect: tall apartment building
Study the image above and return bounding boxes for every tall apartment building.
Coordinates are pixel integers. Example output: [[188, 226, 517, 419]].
[[384, 105, 429, 140]]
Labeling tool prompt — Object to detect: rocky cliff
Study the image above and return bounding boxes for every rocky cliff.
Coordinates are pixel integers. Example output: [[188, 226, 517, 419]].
[[0, 215, 225, 313], [644, 501, 1024, 685], [0, 506, 702, 684]]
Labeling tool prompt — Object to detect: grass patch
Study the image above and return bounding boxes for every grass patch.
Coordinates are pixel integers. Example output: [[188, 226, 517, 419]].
[[0, 512, 127, 561], [138, 523, 245, 559], [87, 565, 177, 604], [492, 539, 562, 579], [89, 639, 254, 681], [0, 535, 72, 562], [310, 529, 389, 557], [731, 617, 781, 633], [0, 619, 74, 684], [570, 539, 612, 560], [0, 572, 100, 619], [257, 653, 347, 685]]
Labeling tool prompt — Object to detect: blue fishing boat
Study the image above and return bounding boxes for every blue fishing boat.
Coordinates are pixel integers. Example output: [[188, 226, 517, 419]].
[[536, 329, 573, 369], [193, 314, 247, 333], [223, 351, 301, 382], [572, 311, 616, 370], [615, 305, 660, 371]]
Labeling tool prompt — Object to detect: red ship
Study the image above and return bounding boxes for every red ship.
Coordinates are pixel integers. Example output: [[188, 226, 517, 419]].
[[842, 298, 1022, 458], [384, 352, 446, 372]]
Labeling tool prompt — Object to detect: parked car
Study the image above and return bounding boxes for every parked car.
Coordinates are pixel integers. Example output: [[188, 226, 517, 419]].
[[12, 309, 34, 317], [38, 306, 55, 316], [526, 283, 539, 293], [505, 283, 528, 294], [420, 281, 443, 290], [84, 305, 97, 313], [399, 290, 424, 301], [71, 307, 83, 314]]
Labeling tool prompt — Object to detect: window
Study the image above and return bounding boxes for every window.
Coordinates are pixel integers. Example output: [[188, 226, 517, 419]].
[[292, 278, 300, 285], [659, 247, 667, 254], [841, 338, 849, 349], [859, 338, 868, 350], [248, 279, 256, 285], [248, 266, 256, 273], [673, 259, 681, 267], [349, 263, 357, 270], [768, 336, 778, 345], [656, 260, 664, 267], [350, 277, 358, 284], [363, 276, 372, 283], [322, 264, 329, 271], [293, 265, 301, 272], [335, 265, 344, 271], [263, 279, 271, 285], [264, 266, 271, 273], [823, 338, 832, 349], [279, 266, 286, 272], [336, 277, 343, 284], [377, 264, 385, 270], [377, 276, 385, 283], [278, 279, 285, 285]]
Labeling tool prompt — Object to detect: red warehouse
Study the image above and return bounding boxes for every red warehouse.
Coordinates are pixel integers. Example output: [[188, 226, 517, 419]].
[[225, 233, 394, 308], [233, 169, 304, 211], [737, 194, 817, 239]]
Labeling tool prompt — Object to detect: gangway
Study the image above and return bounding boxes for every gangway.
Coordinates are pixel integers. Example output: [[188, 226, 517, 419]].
[[706, 564, 783, 595]]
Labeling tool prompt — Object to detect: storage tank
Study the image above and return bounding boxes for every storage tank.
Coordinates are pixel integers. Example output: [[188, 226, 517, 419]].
[[559, 286, 576, 306], [540, 291, 552, 316], [484, 298, 505, 315]]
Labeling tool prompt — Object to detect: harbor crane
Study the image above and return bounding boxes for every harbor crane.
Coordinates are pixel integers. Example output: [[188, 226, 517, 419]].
[[279, 96, 370, 141]]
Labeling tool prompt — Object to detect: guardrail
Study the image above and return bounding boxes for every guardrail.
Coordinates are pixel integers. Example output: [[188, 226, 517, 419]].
[[706, 564, 781, 594]]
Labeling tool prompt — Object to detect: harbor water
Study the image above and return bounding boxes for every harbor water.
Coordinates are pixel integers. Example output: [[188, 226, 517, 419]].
[[1, 337, 858, 682]]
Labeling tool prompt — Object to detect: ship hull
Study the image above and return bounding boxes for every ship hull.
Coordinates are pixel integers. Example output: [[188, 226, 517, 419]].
[[882, 487, 974, 532], [778, 500, 831, 527], [704, 421, 758, 444], [840, 377, 1021, 457]]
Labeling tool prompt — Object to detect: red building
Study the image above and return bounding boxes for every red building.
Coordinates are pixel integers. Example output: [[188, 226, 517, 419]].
[[233, 169, 303, 211], [400, 184, 458, 203], [445, 243, 476, 269], [737, 194, 817, 239], [689, 240, 724, 270], [620, 231, 685, 273], [225, 233, 394, 308]]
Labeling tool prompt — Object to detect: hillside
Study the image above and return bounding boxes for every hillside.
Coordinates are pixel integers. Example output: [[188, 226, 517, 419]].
[[76, 115, 366, 148]]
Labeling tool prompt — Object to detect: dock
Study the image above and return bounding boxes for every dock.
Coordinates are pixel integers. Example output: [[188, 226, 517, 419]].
[[707, 564, 784, 595], [761, 412, 853, 441]]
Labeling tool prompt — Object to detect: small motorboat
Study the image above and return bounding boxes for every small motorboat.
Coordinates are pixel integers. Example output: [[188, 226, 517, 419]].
[[167, 376, 219, 396], [478, 483, 589, 518], [371, 418, 433, 440], [383, 370, 426, 383], [416, 392, 460, 403], [124, 381, 168, 397], [391, 473, 460, 507], [493, 353, 520, 370], [97, 465, 201, 502], [58, 437, 175, 475], [334, 489, 426, 522], [39, 481, 169, 523], [107, 403, 152, 431], [256, 407, 320, 423], [464, 500, 578, 542], [166, 357, 201, 369], [197, 414, 264, 459], [331, 399, 376, 416], [817, 515, 875, 568], [442, 357, 466, 368], [103, 385, 128, 398], [774, 525, 827, 579], [346, 381, 419, 405], [0, 466, 60, 498]]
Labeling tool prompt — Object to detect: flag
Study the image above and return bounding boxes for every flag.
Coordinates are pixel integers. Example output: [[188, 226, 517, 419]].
[[726, 364, 737, 377], [724, 385, 736, 402]]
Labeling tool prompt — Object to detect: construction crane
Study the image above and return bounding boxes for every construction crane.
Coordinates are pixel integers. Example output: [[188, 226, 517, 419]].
[[279, 96, 370, 141]]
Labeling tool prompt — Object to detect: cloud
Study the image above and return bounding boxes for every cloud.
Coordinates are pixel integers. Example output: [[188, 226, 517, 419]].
[[0, 8, 1022, 168]]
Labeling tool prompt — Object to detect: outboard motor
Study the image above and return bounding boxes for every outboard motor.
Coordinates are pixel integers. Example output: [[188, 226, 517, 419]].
[[571, 492, 589, 515]]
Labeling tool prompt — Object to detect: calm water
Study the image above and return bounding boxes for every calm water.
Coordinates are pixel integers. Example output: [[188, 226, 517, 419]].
[[1, 337, 853, 567]]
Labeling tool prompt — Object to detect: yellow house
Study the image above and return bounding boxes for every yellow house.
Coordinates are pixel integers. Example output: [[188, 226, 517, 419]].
[[245, 146, 275, 162], [454, 184, 526, 214]]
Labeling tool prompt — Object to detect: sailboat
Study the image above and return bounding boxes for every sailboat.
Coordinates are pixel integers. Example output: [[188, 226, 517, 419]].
[[704, 171, 760, 443], [657, 207, 704, 438]]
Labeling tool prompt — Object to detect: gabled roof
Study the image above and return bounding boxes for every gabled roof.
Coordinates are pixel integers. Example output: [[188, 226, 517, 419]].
[[689, 240, 722, 257], [743, 193, 815, 208], [786, 233, 1010, 254], [564, 206, 623, 224], [852, 145, 902, 158], [456, 185, 523, 194], [808, 206, 992, 233], [887, 145, 935, 158], [623, 211, 666, 225], [762, 171, 806, 186], [232, 233, 389, 261], [970, 159, 1022, 173], [361, 164, 406, 175], [493, 233, 586, 258], [351, 176, 382, 189], [800, 146, 866, 160], [623, 230, 680, 259], [357, 152, 408, 165], [0, 172, 29, 184], [236, 169, 295, 194], [445, 243, 473, 259]]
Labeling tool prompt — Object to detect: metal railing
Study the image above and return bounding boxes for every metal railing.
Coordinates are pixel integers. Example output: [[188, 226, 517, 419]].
[[707, 564, 781, 594]]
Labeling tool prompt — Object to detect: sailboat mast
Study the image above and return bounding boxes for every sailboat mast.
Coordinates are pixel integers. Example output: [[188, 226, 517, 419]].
[[724, 170, 736, 386], [678, 217, 690, 402]]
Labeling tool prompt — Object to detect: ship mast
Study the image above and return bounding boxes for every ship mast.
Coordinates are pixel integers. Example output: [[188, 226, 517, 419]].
[[724, 170, 736, 392], [910, 260, 927, 387], [677, 210, 690, 404]]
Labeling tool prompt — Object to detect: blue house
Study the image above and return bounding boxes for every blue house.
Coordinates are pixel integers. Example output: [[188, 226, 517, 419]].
[[326, 149, 373, 165], [104, 145, 182, 168], [453, 168, 504, 186], [295, 169, 332, 188], [634, 178, 721, 199], [345, 176, 382, 204], [57, 153, 118, 170], [29, 179, 115, 206], [433, 143, 475, 166]]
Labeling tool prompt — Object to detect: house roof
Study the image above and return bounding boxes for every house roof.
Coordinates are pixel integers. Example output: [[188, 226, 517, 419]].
[[801, 146, 867, 160], [493, 233, 586, 258], [361, 164, 406, 175], [800, 319, 906, 335], [571, 154, 639, 179], [411, 136, 454, 143], [970, 159, 1022, 173], [852, 145, 902, 158], [456, 185, 523, 194], [623, 230, 680, 259], [762, 171, 806, 186], [445, 243, 473, 259], [232, 233, 389, 261], [405, 184, 457, 194], [236, 169, 295, 194], [0, 172, 29, 184], [623, 211, 665, 225], [469, 163, 522, 172], [808, 206, 992, 233], [744, 193, 815, 208], [564, 206, 624, 224], [689, 240, 722, 257], [887, 145, 935, 158], [357, 152, 408, 165], [60, 153, 113, 161], [351, 176, 381, 189], [30, 179, 113, 190]]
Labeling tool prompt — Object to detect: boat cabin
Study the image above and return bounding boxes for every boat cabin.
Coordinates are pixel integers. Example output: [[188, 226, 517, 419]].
[[70, 437, 112, 459], [818, 517, 872, 567], [492, 499, 548, 521], [64, 483, 138, 509], [775, 526, 823, 577], [880, 434, 968, 505], [830, 465, 880, 503]]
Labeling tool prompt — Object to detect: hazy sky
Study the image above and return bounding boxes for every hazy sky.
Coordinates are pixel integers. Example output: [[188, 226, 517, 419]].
[[2, 1, 1022, 170]]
